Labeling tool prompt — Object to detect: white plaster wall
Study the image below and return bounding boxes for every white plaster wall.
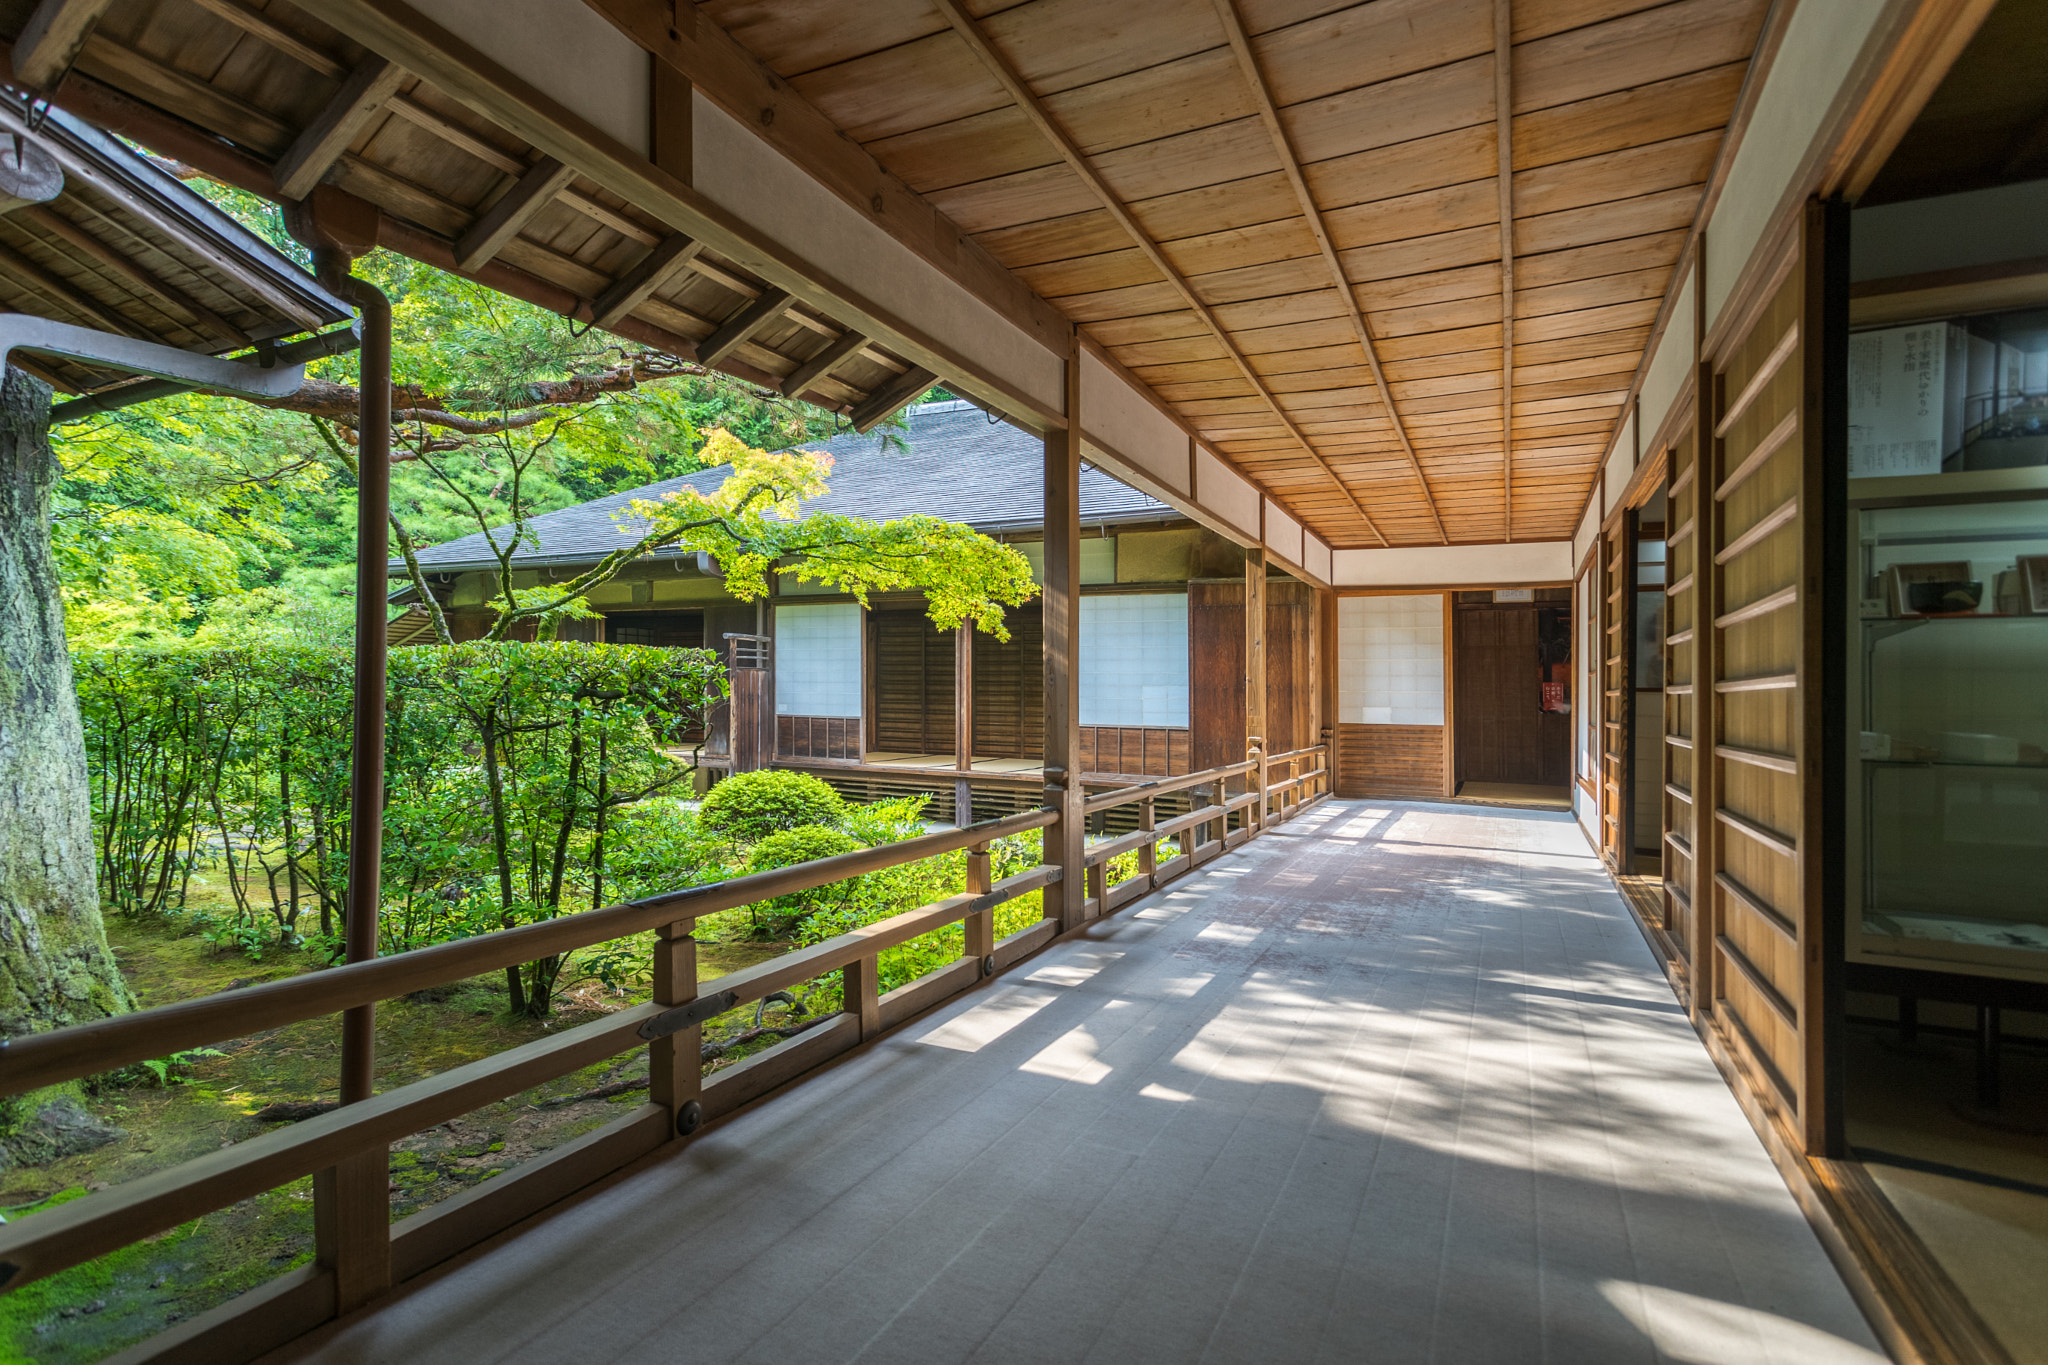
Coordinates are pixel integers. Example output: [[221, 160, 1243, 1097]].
[[1602, 407, 1637, 516], [1573, 497, 1600, 574], [1332, 540, 1572, 586], [693, 97, 1065, 414], [1703, 0, 1885, 329], [409, 0, 649, 154], [1304, 534, 1333, 584], [1194, 445, 1262, 538], [1851, 179, 2048, 282], [1264, 501, 1304, 568], [1639, 272, 1696, 449], [1081, 352, 1191, 494]]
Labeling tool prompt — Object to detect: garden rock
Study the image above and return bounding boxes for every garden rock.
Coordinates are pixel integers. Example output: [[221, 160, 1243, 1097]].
[[0, 1096, 126, 1170]]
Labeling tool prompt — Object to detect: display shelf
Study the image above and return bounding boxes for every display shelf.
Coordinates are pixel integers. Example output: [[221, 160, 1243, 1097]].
[[1848, 464, 2048, 508], [1861, 759, 2048, 770]]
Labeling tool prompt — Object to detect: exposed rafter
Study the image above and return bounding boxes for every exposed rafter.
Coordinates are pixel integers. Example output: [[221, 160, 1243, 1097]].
[[697, 286, 792, 367], [11, 0, 114, 90], [454, 156, 576, 271], [19, 203, 249, 346], [781, 328, 867, 400], [851, 363, 937, 433], [273, 55, 408, 200], [591, 232, 703, 328], [1207, 0, 1445, 546], [1494, 0, 1517, 543], [931, 0, 1389, 548]]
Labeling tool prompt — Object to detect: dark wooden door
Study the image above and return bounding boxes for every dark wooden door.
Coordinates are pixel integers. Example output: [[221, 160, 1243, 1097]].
[[1189, 581, 1245, 775], [1454, 606, 1542, 785]]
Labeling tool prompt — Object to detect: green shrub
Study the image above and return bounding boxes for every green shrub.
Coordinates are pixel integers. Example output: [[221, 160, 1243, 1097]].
[[737, 824, 862, 938], [699, 770, 845, 844]]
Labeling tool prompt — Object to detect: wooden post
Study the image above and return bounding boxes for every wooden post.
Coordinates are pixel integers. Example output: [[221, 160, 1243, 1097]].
[[650, 921, 700, 1137], [964, 840, 994, 971], [651, 60, 691, 185], [955, 624, 973, 827], [1245, 546, 1267, 832], [1138, 796, 1157, 884], [315, 256, 392, 1313], [1319, 585, 1339, 796], [1042, 336, 1086, 930], [844, 954, 881, 1040]]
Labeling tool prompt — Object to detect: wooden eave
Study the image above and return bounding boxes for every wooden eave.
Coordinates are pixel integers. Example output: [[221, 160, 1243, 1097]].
[[0, 98, 350, 393]]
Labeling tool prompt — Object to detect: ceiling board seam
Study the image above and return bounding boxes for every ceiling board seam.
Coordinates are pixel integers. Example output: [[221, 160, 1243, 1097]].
[[1495, 0, 1516, 544], [1209, 0, 1446, 543], [929, 0, 1390, 549]]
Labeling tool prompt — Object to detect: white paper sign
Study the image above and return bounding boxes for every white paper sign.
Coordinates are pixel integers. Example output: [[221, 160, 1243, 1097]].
[[1849, 323, 1948, 478]]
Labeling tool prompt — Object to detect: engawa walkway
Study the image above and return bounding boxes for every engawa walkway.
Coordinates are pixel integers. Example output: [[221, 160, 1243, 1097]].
[[289, 801, 1886, 1365]]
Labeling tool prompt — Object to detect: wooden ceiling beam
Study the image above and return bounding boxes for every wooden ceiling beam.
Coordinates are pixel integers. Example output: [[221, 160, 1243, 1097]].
[[781, 328, 868, 400], [851, 364, 937, 434], [698, 287, 793, 367], [453, 156, 576, 272], [592, 233, 704, 328], [12, 0, 114, 90], [1207, 0, 1445, 547], [931, 0, 1387, 548], [1494, 0, 1517, 543], [274, 56, 409, 200]]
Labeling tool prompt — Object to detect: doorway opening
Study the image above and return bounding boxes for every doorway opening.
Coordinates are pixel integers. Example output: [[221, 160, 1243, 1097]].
[[1450, 587, 1572, 809]]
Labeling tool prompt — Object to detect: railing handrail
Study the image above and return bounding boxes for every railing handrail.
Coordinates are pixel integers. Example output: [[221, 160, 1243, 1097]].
[[0, 806, 1056, 1097], [0, 860, 1059, 1291], [1264, 743, 1328, 765], [1080, 758, 1255, 817]]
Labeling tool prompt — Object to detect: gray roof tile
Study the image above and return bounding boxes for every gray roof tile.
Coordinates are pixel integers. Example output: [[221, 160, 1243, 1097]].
[[398, 401, 1173, 573]]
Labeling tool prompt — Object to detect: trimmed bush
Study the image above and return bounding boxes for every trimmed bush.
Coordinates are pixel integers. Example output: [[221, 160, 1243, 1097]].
[[698, 769, 845, 844], [738, 824, 862, 939]]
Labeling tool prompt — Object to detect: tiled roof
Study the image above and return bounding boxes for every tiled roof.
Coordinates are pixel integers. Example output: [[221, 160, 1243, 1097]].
[[397, 401, 1174, 573]]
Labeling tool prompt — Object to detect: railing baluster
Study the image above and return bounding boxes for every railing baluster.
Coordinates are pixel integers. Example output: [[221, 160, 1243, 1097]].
[[844, 954, 881, 1041], [1138, 797, 1157, 884], [651, 920, 701, 1136], [964, 840, 994, 972]]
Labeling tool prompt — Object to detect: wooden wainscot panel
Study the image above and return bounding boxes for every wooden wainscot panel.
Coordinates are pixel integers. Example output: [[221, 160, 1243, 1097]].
[[776, 715, 859, 760], [1336, 724, 1446, 799], [1079, 726, 1191, 777]]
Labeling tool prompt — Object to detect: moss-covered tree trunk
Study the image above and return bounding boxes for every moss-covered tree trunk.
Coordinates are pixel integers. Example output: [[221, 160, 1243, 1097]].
[[0, 367, 130, 1036]]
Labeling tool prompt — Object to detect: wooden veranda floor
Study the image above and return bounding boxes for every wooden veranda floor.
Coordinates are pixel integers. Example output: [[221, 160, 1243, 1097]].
[[285, 801, 1885, 1365]]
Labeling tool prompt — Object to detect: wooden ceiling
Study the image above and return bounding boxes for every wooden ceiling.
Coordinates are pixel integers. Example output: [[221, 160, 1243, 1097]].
[[707, 0, 1771, 547], [0, 0, 1774, 549]]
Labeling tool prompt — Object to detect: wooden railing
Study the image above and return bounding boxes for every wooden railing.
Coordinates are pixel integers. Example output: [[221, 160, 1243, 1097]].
[[0, 747, 1329, 1361], [1077, 743, 1330, 919]]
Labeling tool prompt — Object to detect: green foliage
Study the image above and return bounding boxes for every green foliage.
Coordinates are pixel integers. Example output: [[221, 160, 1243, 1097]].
[[740, 825, 863, 939], [698, 769, 846, 845], [73, 640, 724, 1016]]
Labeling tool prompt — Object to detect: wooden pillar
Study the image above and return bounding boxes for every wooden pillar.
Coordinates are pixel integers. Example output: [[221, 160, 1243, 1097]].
[[650, 55, 691, 184], [964, 840, 994, 971], [954, 625, 973, 826], [1042, 336, 1086, 929], [1318, 587, 1338, 795], [1244, 546, 1268, 830]]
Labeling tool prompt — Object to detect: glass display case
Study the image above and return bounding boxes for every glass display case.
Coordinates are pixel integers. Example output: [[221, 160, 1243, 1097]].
[[1847, 487, 2048, 983]]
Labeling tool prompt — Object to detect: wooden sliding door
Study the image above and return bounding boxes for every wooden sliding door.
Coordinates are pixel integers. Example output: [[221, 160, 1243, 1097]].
[[1698, 202, 1844, 1157], [1663, 418, 1701, 978], [1597, 514, 1635, 870]]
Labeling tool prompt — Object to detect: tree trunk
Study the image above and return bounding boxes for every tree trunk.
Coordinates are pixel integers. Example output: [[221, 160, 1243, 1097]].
[[0, 368, 131, 1037]]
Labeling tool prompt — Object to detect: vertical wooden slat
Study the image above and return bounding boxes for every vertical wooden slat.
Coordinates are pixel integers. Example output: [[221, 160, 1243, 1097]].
[[1042, 336, 1085, 929], [954, 624, 973, 824]]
